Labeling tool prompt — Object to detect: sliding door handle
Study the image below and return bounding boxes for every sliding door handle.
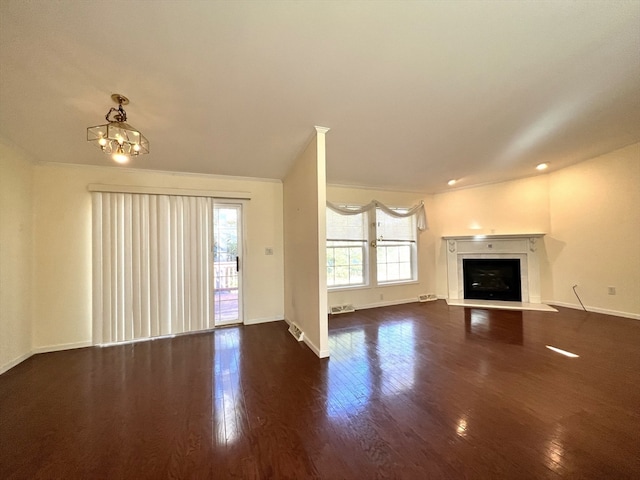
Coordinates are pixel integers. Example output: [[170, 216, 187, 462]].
[[236, 256, 240, 272]]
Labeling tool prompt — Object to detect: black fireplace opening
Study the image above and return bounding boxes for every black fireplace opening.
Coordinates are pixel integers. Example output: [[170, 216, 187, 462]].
[[463, 259, 522, 301]]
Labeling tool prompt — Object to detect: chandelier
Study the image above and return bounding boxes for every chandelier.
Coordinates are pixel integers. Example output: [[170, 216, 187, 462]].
[[87, 94, 149, 164]]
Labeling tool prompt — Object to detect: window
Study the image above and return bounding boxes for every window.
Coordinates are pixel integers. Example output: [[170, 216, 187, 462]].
[[326, 208, 367, 287], [326, 204, 418, 289], [375, 208, 416, 284]]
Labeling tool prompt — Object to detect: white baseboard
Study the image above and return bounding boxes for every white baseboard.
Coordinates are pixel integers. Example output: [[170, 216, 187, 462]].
[[1, 341, 93, 375], [303, 335, 330, 358], [547, 301, 640, 320], [353, 297, 418, 311], [244, 315, 284, 325], [0, 351, 33, 375], [32, 341, 93, 354], [284, 317, 330, 358]]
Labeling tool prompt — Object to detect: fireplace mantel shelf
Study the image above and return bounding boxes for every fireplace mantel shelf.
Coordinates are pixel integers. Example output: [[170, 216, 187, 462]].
[[442, 233, 545, 240]]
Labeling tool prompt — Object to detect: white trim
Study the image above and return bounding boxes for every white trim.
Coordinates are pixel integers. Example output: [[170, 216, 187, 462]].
[[327, 183, 428, 195], [303, 335, 330, 358], [444, 234, 544, 304], [353, 297, 418, 311], [283, 317, 330, 358], [32, 341, 93, 354], [88, 184, 251, 199], [442, 233, 546, 240], [37, 161, 282, 184], [0, 351, 33, 375], [244, 315, 284, 325], [548, 301, 640, 320]]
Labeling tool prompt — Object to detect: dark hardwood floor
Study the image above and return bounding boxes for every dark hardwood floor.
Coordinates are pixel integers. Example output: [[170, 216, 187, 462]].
[[2, 301, 639, 479]]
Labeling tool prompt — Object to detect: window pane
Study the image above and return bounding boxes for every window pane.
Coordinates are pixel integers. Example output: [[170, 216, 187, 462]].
[[387, 263, 400, 280], [350, 247, 362, 265], [326, 241, 366, 288], [377, 242, 414, 283], [378, 264, 387, 282], [351, 265, 363, 284], [334, 248, 350, 267], [334, 266, 351, 285], [399, 263, 411, 279]]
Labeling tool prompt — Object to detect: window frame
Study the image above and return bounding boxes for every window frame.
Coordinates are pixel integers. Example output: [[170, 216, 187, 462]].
[[326, 206, 369, 289], [372, 207, 418, 286], [326, 204, 419, 290]]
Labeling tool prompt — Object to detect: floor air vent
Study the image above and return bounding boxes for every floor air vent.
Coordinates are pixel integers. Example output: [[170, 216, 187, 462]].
[[330, 304, 355, 315], [288, 322, 304, 342], [418, 294, 437, 302]]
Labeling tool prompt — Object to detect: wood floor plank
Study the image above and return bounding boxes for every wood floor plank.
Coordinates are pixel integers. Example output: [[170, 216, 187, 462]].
[[1, 301, 639, 479]]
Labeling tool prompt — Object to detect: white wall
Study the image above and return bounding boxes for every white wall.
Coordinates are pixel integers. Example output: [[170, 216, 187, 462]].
[[283, 129, 329, 357], [548, 143, 640, 317], [31, 163, 285, 351], [0, 140, 33, 373], [326, 186, 437, 309]]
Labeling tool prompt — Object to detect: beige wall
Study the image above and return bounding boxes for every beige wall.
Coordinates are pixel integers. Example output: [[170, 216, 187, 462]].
[[326, 186, 437, 309], [31, 163, 285, 350], [548, 143, 640, 316], [433, 175, 552, 299], [433, 175, 551, 238], [3, 137, 638, 373], [0, 141, 33, 373], [283, 130, 329, 357]]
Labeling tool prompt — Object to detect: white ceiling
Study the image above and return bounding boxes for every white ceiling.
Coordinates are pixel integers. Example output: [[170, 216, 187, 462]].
[[1, 1, 639, 193]]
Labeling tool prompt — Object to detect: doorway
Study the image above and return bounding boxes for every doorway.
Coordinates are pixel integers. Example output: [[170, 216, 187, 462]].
[[213, 203, 243, 326]]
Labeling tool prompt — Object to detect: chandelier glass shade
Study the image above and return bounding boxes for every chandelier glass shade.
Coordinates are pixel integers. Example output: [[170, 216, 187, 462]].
[[87, 94, 149, 163]]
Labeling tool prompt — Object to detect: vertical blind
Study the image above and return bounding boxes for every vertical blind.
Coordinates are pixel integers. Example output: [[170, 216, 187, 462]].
[[92, 192, 214, 345]]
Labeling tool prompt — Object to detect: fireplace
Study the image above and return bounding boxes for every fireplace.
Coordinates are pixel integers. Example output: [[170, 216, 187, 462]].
[[463, 258, 522, 301], [443, 234, 545, 304]]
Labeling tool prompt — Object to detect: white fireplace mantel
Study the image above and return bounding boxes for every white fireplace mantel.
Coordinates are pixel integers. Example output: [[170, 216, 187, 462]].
[[443, 234, 545, 303]]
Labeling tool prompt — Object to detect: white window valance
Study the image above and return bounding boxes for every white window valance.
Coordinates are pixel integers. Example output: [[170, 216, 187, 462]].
[[326, 200, 428, 231]]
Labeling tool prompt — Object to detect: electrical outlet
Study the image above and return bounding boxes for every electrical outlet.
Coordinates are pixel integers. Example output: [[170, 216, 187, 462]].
[[608, 286, 616, 295], [380, 293, 384, 300]]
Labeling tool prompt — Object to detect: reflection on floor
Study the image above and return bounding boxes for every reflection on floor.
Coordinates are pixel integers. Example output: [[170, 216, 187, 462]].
[[1, 301, 639, 479]]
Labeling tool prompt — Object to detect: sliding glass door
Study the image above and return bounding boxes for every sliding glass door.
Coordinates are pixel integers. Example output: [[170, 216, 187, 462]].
[[213, 203, 243, 326]]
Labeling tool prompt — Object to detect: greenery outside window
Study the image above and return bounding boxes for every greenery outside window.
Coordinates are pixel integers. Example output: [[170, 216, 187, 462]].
[[326, 207, 367, 287]]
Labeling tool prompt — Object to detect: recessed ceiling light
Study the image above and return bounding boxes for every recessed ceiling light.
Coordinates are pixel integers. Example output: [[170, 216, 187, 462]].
[[546, 345, 579, 358], [536, 163, 549, 171], [448, 179, 457, 186]]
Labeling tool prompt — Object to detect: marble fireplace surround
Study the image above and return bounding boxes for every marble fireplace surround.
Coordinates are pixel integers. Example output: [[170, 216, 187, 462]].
[[443, 234, 554, 311]]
